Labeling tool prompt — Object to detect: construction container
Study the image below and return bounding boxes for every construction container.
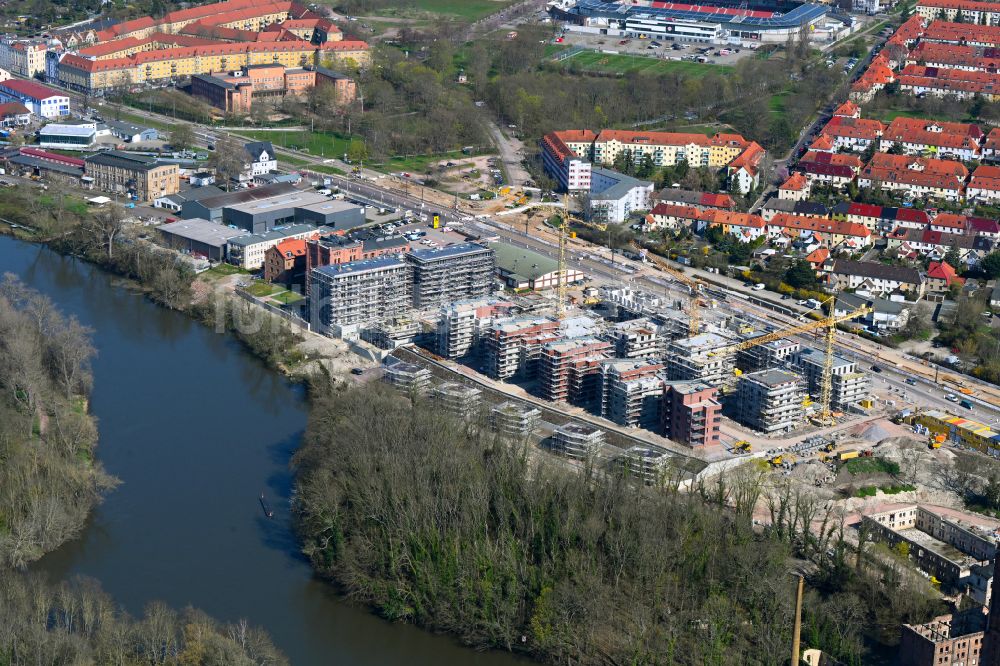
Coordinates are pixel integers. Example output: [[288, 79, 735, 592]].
[[839, 450, 859, 462]]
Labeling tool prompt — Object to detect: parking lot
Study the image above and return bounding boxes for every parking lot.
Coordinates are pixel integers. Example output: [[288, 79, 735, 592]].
[[556, 31, 763, 67]]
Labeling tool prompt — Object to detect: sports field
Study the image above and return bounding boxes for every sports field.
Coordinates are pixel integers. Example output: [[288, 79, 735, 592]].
[[563, 51, 733, 77]]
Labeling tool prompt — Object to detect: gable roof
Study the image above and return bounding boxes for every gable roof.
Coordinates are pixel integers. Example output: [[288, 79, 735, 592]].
[[830, 259, 922, 284], [927, 260, 965, 286], [244, 141, 274, 161]]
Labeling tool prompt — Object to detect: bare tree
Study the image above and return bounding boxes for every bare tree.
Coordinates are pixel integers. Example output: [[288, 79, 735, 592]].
[[209, 134, 251, 191], [86, 204, 128, 261]]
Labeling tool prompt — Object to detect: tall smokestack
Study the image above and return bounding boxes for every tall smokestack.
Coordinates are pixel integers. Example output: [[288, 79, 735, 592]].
[[791, 574, 804, 666]]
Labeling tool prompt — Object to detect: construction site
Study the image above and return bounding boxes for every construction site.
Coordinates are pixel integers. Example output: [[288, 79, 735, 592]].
[[413, 205, 881, 463]]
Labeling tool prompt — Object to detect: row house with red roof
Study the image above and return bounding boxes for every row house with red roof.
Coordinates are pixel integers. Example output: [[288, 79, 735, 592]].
[[889, 226, 993, 266], [898, 64, 1000, 101], [921, 19, 1000, 47], [907, 41, 1000, 73], [857, 152, 969, 201], [968, 165, 1000, 204], [878, 116, 983, 162], [794, 151, 863, 188], [916, 0, 1000, 27], [764, 213, 872, 251], [850, 53, 896, 103], [818, 115, 885, 151]]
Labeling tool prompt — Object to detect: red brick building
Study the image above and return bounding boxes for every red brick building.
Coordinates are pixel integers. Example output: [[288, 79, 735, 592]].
[[263, 238, 308, 284], [662, 381, 722, 449]]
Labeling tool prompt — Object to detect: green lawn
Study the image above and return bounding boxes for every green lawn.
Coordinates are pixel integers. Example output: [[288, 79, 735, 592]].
[[99, 105, 171, 131], [204, 263, 248, 278], [374, 149, 482, 175], [562, 50, 732, 77], [239, 129, 353, 159], [246, 282, 283, 297], [272, 290, 305, 305], [374, 0, 517, 21], [864, 104, 974, 123]]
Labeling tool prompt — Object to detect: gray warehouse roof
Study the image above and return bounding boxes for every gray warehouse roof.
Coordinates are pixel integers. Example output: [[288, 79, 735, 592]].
[[225, 190, 330, 215], [85, 150, 161, 172], [192, 182, 299, 211], [228, 223, 317, 247], [160, 185, 225, 205], [157, 218, 248, 248]]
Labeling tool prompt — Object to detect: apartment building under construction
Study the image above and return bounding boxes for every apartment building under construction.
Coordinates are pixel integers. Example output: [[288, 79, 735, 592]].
[[600, 359, 665, 430], [736, 338, 801, 374], [734, 369, 805, 434], [436, 299, 513, 359], [616, 445, 676, 486], [665, 330, 738, 386], [662, 381, 722, 449], [793, 347, 871, 411], [310, 257, 411, 335], [490, 402, 541, 442], [407, 243, 495, 310], [483, 317, 562, 380], [605, 318, 661, 359], [538, 338, 613, 411], [551, 423, 605, 460], [431, 382, 482, 421]]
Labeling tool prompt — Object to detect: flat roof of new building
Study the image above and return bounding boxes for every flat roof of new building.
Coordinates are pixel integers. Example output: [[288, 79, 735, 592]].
[[158, 217, 247, 247], [671, 330, 735, 350], [225, 190, 330, 215], [313, 255, 407, 278], [227, 223, 317, 247], [590, 166, 653, 201], [106, 118, 156, 135], [555, 422, 603, 437], [408, 242, 491, 263], [797, 347, 855, 371], [295, 198, 363, 215], [744, 368, 800, 387]]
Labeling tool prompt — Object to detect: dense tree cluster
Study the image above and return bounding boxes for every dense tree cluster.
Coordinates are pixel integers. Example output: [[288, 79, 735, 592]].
[[0, 574, 287, 665], [0, 276, 116, 568], [294, 383, 942, 665]]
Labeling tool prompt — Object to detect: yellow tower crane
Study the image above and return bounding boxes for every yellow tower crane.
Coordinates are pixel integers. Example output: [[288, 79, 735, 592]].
[[635, 242, 703, 336], [709, 300, 873, 421]]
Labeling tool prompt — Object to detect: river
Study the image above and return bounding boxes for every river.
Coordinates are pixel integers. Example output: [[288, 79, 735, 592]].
[[2, 236, 523, 666]]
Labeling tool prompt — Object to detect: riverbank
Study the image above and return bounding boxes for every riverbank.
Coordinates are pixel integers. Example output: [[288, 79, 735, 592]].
[[0, 216, 372, 382], [0, 275, 115, 569], [4, 234, 523, 666]]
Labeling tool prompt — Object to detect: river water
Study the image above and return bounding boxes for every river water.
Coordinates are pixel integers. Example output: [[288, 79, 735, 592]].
[[2, 236, 522, 666]]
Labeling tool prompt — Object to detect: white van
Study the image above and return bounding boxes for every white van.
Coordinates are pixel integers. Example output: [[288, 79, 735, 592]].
[[752, 283, 765, 291]]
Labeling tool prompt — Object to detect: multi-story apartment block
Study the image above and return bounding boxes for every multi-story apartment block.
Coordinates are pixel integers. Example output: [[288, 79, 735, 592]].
[[858, 152, 969, 201], [550, 423, 605, 461], [735, 369, 805, 434], [53, 0, 370, 93], [600, 359, 664, 430], [490, 401, 541, 442], [665, 330, 737, 386], [793, 347, 871, 410], [0, 39, 48, 78], [436, 299, 513, 359], [587, 167, 654, 223], [407, 243, 495, 310], [917, 0, 1000, 25], [615, 446, 678, 486], [84, 151, 179, 202], [191, 64, 317, 114], [483, 317, 562, 380], [605, 318, 661, 359], [662, 381, 722, 449], [309, 257, 411, 335], [540, 129, 764, 194], [538, 338, 612, 411]]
